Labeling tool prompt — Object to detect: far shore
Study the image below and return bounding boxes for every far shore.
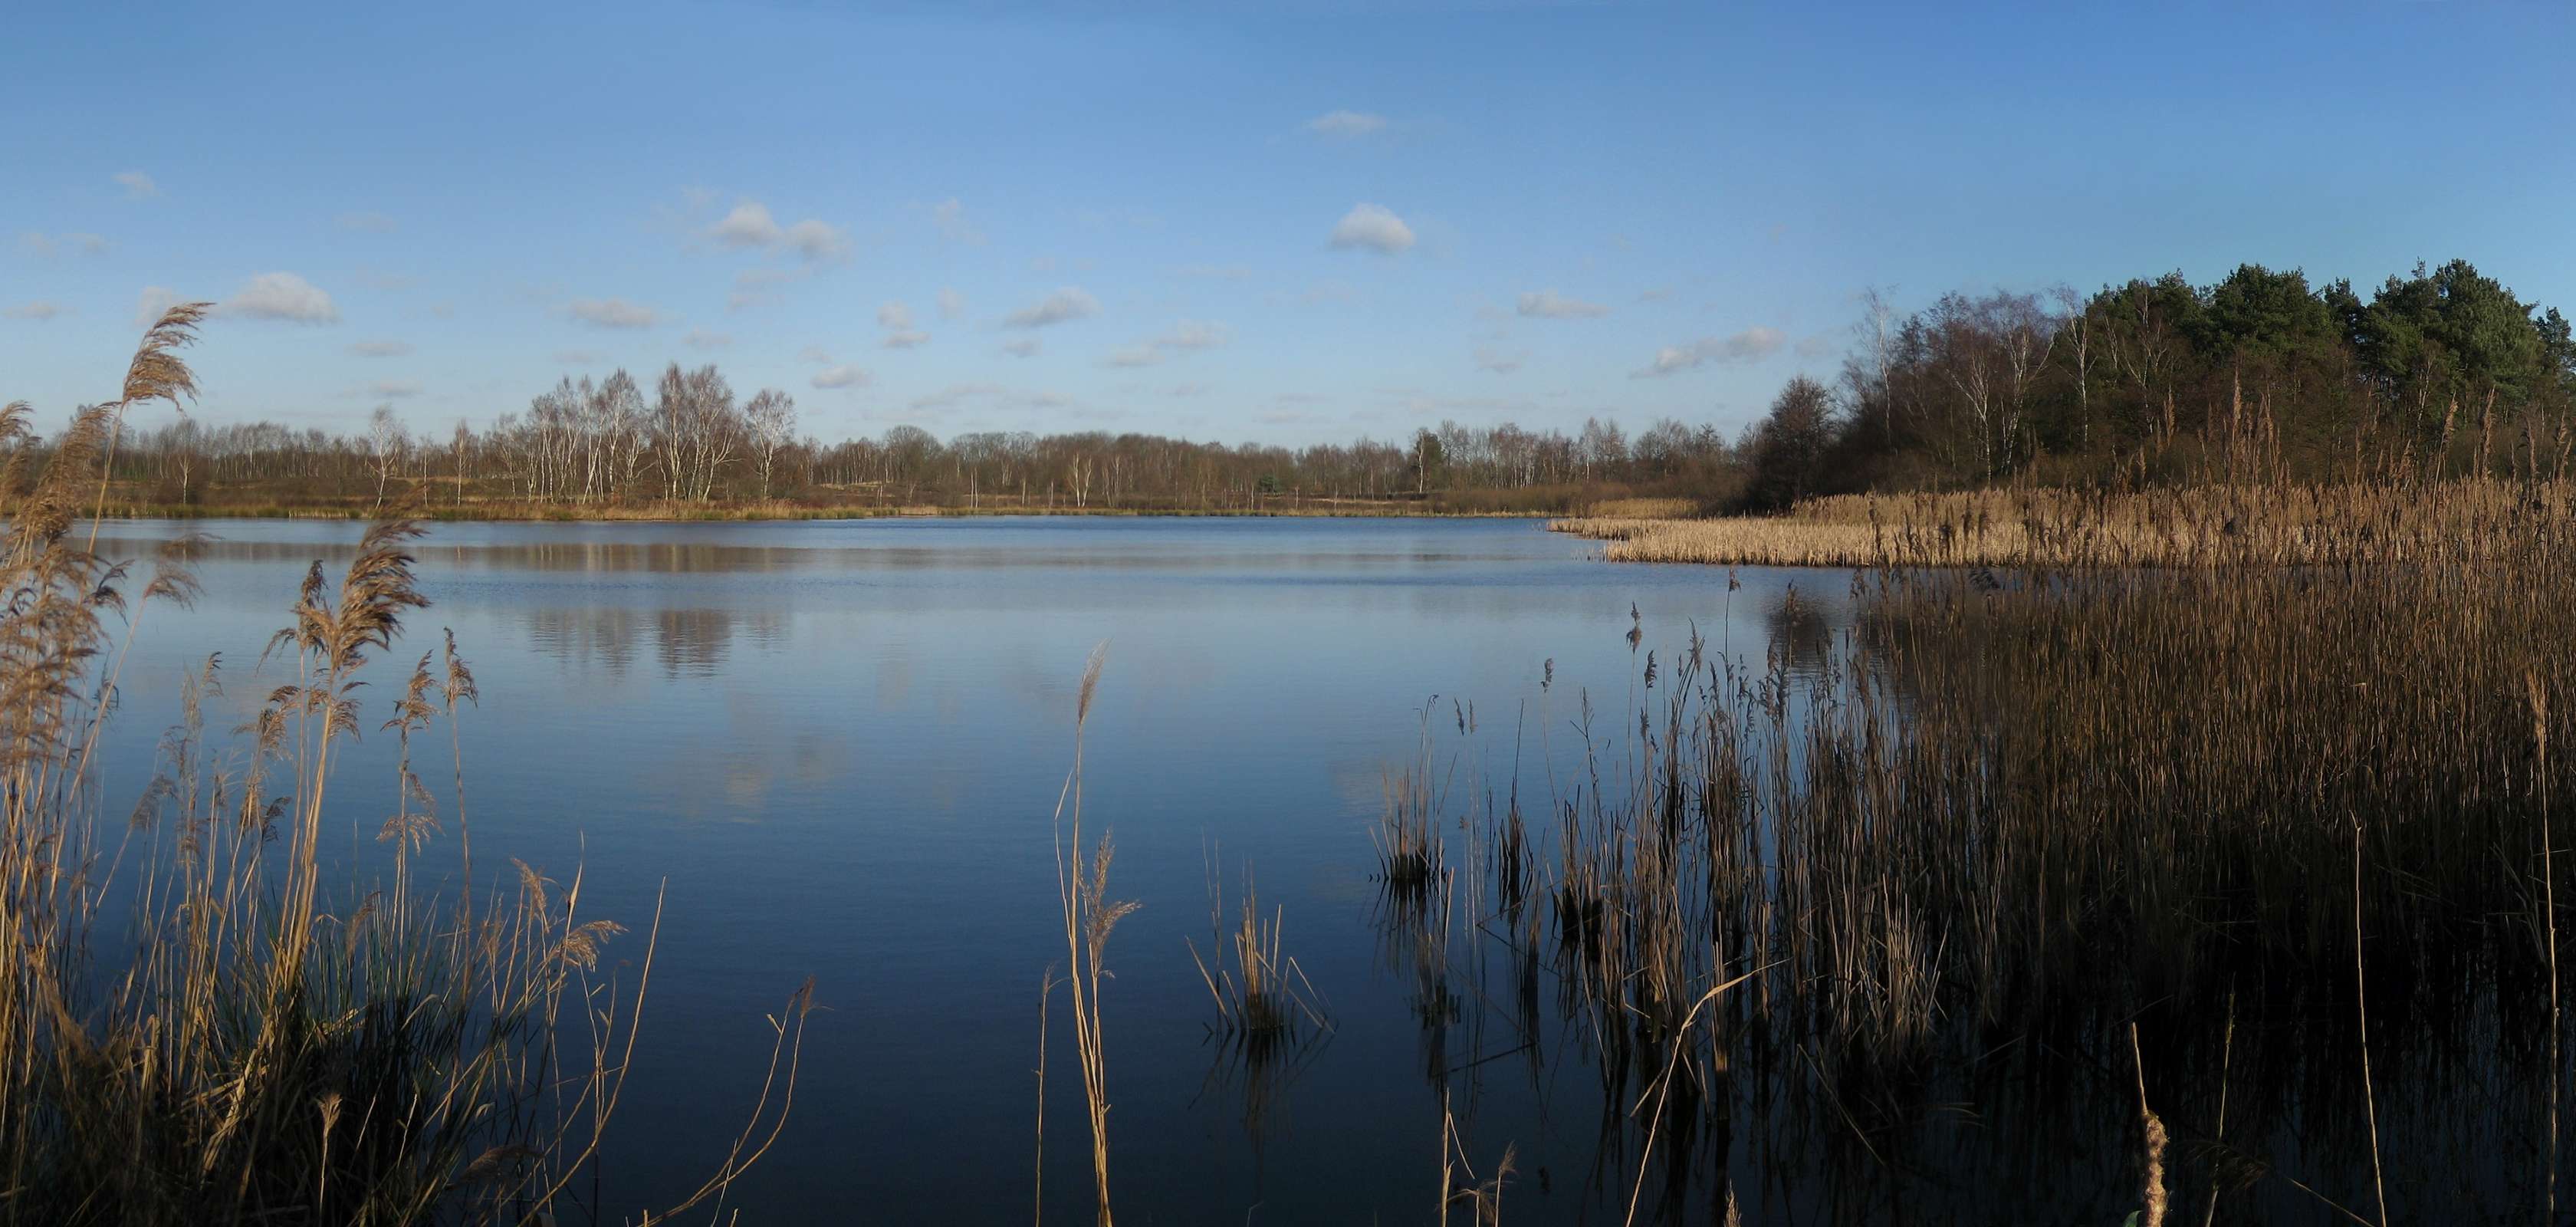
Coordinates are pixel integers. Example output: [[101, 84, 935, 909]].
[[90, 498, 1565, 524]]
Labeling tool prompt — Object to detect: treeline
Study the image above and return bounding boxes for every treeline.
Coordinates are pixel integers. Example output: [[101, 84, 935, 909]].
[[69, 256, 2576, 518], [1740, 258, 2576, 510], [97, 371, 1737, 515]]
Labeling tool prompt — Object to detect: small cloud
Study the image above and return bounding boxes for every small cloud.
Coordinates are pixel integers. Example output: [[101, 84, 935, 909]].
[[1001, 337, 1041, 358], [1328, 203, 1414, 254], [5, 301, 64, 321], [1637, 286, 1672, 302], [878, 301, 915, 330], [1475, 346, 1524, 374], [339, 211, 398, 233], [938, 287, 964, 319], [1167, 382, 1211, 397], [711, 200, 846, 263], [882, 331, 930, 349], [797, 345, 834, 363], [1154, 320, 1229, 351], [1307, 110, 1388, 138], [347, 340, 412, 357], [684, 328, 732, 349], [344, 379, 422, 399], [1102, 319, 1229, 368], [225, 271, 340, 324], [783, 219, 850, 262], [426, 301, 456, 319], [554, 349, 600, 365], [113, 170, 158, 199], [711, 199, 783, 248], [566, 298, 661, 329], [1634, 327, 1786, 377], [932, 198, 984, 245], [134, 286, 186, 327], [812, 365, 870, 390], [21, 232, 110, 257], [1518, 290, 1609, 319], [1004, 286, 1101, 330]]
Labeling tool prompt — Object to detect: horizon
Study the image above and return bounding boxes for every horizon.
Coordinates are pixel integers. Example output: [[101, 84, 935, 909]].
[[8, 1, 2573, 446]]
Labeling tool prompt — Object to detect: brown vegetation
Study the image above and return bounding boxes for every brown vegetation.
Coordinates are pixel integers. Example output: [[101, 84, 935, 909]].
[[1, 310, 812, 1225]]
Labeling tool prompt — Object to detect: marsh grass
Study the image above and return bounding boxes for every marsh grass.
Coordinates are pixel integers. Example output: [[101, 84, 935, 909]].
[[1401, 465, 2576, 1219], [1041, 644, 1132, 1227], [1187, 854, 1328, 1042], [1, 311, 811, 1225], [1552, 477, 2576, 568]]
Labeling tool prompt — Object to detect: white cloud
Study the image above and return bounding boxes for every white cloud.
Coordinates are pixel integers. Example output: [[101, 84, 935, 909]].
[[5, 301, 64, 321], [1154, 320, 1229, 351], [1101, 319, 1230, 368], [812, 365, 870, 390], [21, 232, 110, 257], [933, 198, 984, 245], [1004, 286, 1101, 329], [1307, 110, 1388, 138], [339, 211, 398, 233], [912, 383, 1003, 410], [1475, 346, 1524, 374], [1001, 337, 1041, 358], [711, 200, 783, 248], [113, 171, 158, 199], [878, 301, 914, 330], [797, 345, 834, 363], [1329, 203, 1414, 254], [1517, 290, 1609, 319], [1637, 286, 1673, 302], [133, 285, 185, 327], [225, 272, 340, 324], [909, 383, 1071, 413], [684, 328, 732, 349], [348, 339, 412, 357], [882, 331, 931, 349], [567, 298, 662, 329], [938, 287, 964, 319], [783, 219, 850, 262], [1634, 327, 1786, 377], [711, 200, 847, 263]]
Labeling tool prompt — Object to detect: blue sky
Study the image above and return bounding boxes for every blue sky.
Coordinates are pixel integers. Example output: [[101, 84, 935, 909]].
[[5, 1, 2572, 445]]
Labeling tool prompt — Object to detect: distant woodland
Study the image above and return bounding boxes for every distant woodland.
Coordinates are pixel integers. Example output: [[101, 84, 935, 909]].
[[62, 258, 2576, 518]]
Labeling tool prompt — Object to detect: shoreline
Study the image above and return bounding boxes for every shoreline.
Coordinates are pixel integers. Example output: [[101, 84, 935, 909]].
[[90, 502, 1562, 525]]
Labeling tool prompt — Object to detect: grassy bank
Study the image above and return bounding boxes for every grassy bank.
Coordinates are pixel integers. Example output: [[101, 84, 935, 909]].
[[1551, 478, 2564, 567]]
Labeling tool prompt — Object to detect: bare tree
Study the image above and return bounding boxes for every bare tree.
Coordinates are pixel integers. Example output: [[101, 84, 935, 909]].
[[744, 389, 797, 501], [366, 404, 409, 512]]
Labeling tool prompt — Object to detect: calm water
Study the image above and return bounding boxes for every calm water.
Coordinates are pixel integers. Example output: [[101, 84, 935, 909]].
[[93, 516, 1864, 1222]]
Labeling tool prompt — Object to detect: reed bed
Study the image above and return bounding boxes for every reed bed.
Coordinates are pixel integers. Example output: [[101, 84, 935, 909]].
[[1552, 477, 2576, 567], [1, 311, 810, 1225], [1411, 470, 2576, 1220]]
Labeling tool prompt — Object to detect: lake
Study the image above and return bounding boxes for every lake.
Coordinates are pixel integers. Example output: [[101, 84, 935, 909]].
[[87, 515, 2463, 1225], [83, 516, 1858, 1222]]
